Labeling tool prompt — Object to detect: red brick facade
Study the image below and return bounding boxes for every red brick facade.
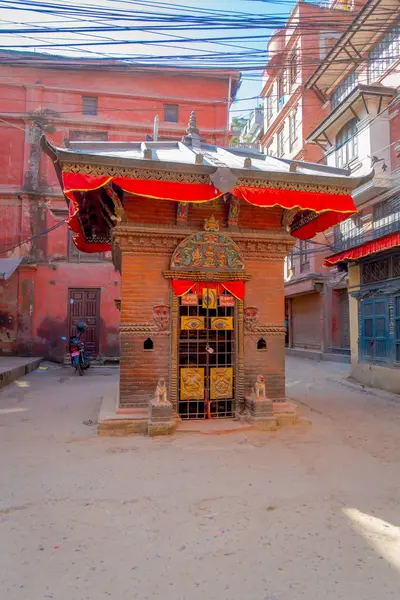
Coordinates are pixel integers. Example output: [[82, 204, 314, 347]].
[[113, 196, 292, 409], [0, 53, 238, 360]]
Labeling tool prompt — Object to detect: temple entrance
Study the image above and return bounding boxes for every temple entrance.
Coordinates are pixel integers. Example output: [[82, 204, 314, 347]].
[[178, 289, 236, 419]]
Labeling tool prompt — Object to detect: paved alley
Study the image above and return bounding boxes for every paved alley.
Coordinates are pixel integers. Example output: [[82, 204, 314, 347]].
[[0, 358, 400, 600]]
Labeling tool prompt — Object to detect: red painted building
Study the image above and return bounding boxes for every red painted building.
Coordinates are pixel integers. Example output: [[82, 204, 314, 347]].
[[260, 0, 368, 360], [0, 51, 240, 361]]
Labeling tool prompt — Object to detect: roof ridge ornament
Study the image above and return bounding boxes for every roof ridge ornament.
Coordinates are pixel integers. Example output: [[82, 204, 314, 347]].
[[187, 110, 200, 135], [204, 215, 219, 232]]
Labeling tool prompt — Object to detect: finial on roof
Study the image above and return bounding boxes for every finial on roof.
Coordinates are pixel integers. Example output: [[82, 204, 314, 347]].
[[187, 110, 200, 135]]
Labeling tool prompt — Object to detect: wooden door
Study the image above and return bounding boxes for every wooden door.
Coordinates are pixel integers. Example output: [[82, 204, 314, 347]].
[[68, 288, 100, 357]]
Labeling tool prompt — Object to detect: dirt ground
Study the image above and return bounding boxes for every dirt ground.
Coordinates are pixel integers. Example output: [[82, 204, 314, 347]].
[[1, 358, 400, 600]]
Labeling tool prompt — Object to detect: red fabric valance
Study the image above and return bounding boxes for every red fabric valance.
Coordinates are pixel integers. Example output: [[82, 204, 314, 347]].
[[63, 172, 222, 203], [325, 232, 400, 267], [61, 171, 357, 249], [171, 280, 245, 301]]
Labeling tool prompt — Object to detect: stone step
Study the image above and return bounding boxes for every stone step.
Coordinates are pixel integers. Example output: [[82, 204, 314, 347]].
[[0, 357, 43, 390]]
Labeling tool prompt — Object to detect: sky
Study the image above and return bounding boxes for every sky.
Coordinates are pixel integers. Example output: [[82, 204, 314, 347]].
[[0, 0, 296, 117]]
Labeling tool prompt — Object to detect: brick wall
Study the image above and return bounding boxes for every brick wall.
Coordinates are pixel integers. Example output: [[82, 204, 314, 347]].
[[119, 253, 170, 406], [244, 258, 285, 399]]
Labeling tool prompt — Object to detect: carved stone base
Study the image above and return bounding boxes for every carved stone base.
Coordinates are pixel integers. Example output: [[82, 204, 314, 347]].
[[246, 395, 273, 420], [148, 399, 176, 437]]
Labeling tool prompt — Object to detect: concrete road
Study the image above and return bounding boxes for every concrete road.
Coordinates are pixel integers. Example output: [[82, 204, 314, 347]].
[[0, 359, 400, 600]]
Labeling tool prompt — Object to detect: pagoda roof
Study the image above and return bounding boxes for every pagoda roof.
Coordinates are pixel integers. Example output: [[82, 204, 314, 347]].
[[42, 136, 372, 192], [41, 111, 374, 253]]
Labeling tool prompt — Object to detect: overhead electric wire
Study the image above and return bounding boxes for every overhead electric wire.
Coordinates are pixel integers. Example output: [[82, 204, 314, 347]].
[[0, 219, 67, 255]]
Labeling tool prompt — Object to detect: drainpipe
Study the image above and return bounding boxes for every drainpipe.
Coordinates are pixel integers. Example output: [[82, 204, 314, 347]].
[[226, 76, 232, 147]]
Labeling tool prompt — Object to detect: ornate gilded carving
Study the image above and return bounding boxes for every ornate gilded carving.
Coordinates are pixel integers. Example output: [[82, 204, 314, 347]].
[[163, 270, 251, 281], [228, 196, 240, 226], [170, 231, 245, 271], [204, 215, 219, 232], [180, 368, 204, 400], [112, 227, 186, 255], [113, 226, 293, 263], [104, 183, 127, 224], [62, 163, 210, 185], [153, 304, 170, 331], [244, 306, 259, 332], [177, 202, 189, 224], [181, 316, 205, 330], [236, 177, 351, 196], [119, 323, 169, 336], [202, 288, 217, 309], [211, 317, 233, 331], [62, 163, 351, 195], [245, 324, 286, 337], [282, 207, 299, 231], [210, 368, 233, 400], [237, 237, 294, 261]]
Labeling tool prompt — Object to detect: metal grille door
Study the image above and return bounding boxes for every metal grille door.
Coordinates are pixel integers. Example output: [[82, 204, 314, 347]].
[[178, 289, 235, 419]]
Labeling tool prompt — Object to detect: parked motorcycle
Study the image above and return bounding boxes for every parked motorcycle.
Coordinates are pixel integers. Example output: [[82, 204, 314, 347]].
[[68, 322, 91, 376]]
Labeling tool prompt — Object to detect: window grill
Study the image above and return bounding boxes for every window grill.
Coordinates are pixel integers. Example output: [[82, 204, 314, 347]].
[[334, 214, 363, 251], [373, 195, 400, 238], [331, 71, 358, 108], [361, 259, 390, 284], [368, 24, 400, 83], [393, 256, 400, 279], [178, 289, 235, 420]]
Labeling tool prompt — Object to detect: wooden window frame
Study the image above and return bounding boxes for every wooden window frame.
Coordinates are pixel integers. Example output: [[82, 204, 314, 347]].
[[335, 118, 358, 168], [82, 96, 98, 116], [299, 240, 310, 273], [289, 109, 297, 151], [164, 104, 179, 123], [289, 52, 298, 87], [277, 127, 284, 158]]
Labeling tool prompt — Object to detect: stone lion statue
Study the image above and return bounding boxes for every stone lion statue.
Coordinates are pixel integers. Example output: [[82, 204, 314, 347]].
[[254, 374, 266, 400], [155, 377, 168, 405]]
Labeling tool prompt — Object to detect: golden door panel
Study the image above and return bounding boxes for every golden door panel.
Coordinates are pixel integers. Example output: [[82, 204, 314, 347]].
[[180, 368, 205, 400], [210, 368, 233, 400], [181, 316, 205, 330], [202, 288, 217, 309], [210, 317, 233, 331]]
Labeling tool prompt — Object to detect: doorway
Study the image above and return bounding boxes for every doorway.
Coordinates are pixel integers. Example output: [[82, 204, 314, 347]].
[[178, 288, 236, 419], [68, 288, 100, 357]]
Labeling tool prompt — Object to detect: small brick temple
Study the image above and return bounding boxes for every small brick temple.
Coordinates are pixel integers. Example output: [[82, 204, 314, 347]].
[[42, 113, 371, 434]]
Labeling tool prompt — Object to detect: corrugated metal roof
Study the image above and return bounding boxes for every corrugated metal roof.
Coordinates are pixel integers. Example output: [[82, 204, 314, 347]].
[[0, 258, 23, 280]]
